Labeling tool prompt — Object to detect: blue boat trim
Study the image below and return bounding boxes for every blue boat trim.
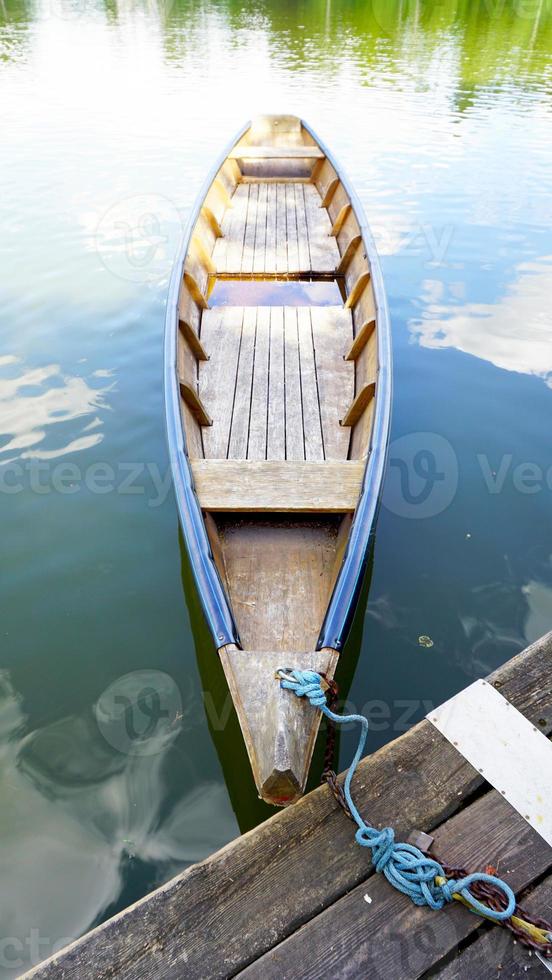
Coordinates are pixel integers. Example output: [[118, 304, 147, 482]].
[[301, 121, 393, 651], [164, 123, 249, 650], [164, 119, 392, 654]]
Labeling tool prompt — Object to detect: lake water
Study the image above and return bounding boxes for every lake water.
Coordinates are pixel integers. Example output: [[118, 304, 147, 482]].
[[1, 0, 552, 972]]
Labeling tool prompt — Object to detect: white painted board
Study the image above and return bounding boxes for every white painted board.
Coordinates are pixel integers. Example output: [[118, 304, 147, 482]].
[[428, 679, 552, 848]]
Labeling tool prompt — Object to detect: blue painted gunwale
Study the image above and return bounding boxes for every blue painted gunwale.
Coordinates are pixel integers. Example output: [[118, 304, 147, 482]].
[[302, 121, 393, 651], [164, 118, 392, 653]]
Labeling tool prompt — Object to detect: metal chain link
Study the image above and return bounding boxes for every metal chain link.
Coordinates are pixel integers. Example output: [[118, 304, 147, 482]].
[[320, 675, 355, 821], [434, 856, 552, 956]]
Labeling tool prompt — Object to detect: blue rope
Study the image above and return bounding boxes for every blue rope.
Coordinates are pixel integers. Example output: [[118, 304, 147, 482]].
[[277, 668, 516, 922]]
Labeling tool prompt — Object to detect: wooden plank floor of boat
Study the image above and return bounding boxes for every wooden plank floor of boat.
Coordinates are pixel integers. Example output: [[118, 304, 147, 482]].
[[212, 182, 340, 274], [198, 306, 354, 461]]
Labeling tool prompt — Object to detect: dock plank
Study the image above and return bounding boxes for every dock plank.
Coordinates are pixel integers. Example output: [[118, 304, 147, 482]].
[[24, 633, 552, 980], [238, 791, 552, 978]]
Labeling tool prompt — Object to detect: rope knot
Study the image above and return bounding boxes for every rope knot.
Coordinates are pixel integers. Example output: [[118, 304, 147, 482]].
[[366, 826, 395, 872], [440, 877, 457, 904], [276, 669, 327, 709], [278, 665, 519, 927]]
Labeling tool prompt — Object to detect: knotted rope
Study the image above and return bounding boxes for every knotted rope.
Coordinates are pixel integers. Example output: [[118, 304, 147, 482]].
[[277, 668, 516, 922]]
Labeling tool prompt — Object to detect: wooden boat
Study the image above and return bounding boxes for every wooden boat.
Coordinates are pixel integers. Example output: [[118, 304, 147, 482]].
[[165, 115, 392, 806]]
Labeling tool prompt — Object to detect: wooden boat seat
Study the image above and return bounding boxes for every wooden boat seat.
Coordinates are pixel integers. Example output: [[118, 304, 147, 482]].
[[212, 182, 340, 274], [190, 459, 363, 512], [228, 146, 324, 160], [198, 306, 354, 461]]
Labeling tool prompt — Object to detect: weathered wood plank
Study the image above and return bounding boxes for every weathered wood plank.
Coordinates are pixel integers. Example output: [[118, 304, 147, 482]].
[[199, 308, 243, 458], [242, 182, 258, 274], [212, 183, 249, 273], [219, 647, 339, 806], [201, 305, 353, 464], [26, 633, 552, 980], [183, 270, 208, 309], [178, 381, 212, 426], [229, 145, 324, 160], [345, 318, 376, 361], [345, 270, 370, 309], [227, 183, 249, 272], [336, 234, 362, 275], [320, 176, 339, 209], [228, 307, 256, 459], [190, 460, 364, 512], [267, 307, 286, 460], [191, 232, 216, 275], [238, 791, 552, 979], [264, 183, 277, 271], [212, 180, 339, 274], [275, 182, 288, 274], [340, 382, 376, 427], [311, 307, 354, 459], [295, 184, 310, 271], [303, 184, 338, 271], [253, 181, 268, 274], [178, 318, 209, 361], [212, 174, 232, 209], [241, 177, 311, 184], [220, 518, 339, 653], [330, 202, 351, 237], [201, 205, 223, 239], [248, 307, 270, 460], [284, 307, 304, 460], [285, 183, 299, 270], [297, 306, 324, 460]]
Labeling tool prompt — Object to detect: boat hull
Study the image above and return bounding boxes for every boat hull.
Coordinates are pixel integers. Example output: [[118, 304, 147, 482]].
[[165, 115, 392, 804]]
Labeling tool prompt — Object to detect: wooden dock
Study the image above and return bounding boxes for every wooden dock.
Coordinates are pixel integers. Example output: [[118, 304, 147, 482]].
[[25, 632, 552, 979]]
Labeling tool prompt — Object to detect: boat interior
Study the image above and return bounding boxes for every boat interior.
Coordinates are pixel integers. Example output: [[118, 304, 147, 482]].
[[176, 114, 380, 801]]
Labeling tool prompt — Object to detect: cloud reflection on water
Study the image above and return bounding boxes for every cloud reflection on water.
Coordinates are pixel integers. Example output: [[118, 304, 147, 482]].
[[0, 359, 113, 460], [410, 257, 552, 385], [0, 671, 236, 976]]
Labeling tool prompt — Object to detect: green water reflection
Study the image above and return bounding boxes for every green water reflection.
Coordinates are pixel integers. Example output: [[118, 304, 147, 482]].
[[0, 0, 551, 972]]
